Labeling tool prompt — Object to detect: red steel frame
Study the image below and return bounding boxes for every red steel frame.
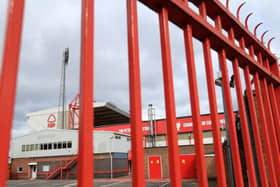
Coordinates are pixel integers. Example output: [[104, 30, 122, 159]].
[[127, 0, 146, 186], [78, 0, 94, 186], [215, 16, 244, 187], [0, 1, 25, 187], [183, 24, 208, 186], [199, 2, 226, 187], [229, 30, 257, 187], [1, 0, 280, 187], [158, 7, 182, 187]]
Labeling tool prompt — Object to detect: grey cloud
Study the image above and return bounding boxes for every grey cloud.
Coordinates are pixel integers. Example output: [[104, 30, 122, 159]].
[[0, 0, 279, 137]]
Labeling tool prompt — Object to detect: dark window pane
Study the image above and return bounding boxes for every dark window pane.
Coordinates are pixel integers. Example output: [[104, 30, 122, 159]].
[[21, 145, 25, 152], [67, 141, 72, 148], [48, 143, 52, 149], [58, 142, 62, 149], [63, 142, 67, 149], [53, 143, 57, 149], [44, 144, 47, 150]]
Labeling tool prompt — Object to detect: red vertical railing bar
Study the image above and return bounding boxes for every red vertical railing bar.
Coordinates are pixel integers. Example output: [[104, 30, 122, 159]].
[[264, 59, 280, 146], [227, 30, 257, 187], [253, 72, 280, 184], [215, 15, 244, 187], [78, 0, 94, 186], [256, 53, 280, 182], [0, 1, 25, 186], [199, 2, 227, 187], [159, 7, 182, 187], [239, 42, 269, 186], [267, 84, 280, 145], [183, 25, 208, 187], [249, 45, 278, 186], [269, 60, 280, 119], [271, 61, 280, 119], [126, 0, 145, 186], [257, 53, 280, 152]]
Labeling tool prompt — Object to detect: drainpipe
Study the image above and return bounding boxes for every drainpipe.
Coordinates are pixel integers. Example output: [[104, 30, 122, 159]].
[[109, 152, 113, 179], [110, 136, 113, 179]]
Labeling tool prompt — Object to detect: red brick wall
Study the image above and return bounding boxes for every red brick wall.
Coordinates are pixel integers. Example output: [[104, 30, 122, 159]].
[[10, 156, 75, 180], [144, 144, 216, 179]]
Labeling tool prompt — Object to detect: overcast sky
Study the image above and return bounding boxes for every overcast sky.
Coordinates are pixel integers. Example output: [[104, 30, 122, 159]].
[[0, 0, 279, 137]]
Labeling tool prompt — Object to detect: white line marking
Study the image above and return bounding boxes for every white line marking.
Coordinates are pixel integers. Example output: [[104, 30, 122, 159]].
[[159, 182, 169, 187], [63, 182, 77, 187], [100, 181, 125, 187], [9, 181, 46, 186]]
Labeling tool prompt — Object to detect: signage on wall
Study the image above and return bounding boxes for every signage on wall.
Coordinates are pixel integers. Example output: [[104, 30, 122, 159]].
[[47, 114, 56, 128]]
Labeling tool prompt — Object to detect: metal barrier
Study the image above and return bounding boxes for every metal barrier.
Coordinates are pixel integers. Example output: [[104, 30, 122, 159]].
[[1, 0, 280, 187]]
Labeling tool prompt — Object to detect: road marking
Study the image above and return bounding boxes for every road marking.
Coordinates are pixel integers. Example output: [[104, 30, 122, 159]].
[[159, 182, 169, 187], [100, 181, 125, 187], [63, 182, 77, 187], [8, 181, 46, 186]]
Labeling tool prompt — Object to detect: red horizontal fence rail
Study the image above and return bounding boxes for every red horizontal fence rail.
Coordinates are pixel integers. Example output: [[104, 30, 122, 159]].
[[1, 0, 280, 187]]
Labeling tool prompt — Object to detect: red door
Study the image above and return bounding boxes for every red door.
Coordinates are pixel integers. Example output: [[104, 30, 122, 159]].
[[148, 156, 162, 179], [180, 155, 196, 179]]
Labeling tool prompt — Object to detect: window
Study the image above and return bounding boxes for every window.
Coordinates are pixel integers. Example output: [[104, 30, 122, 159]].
[[17, 166, 23, 173], [48, 143, 52, 150], [35, 144, 39, 151], [62, 141, 67, 149], [67, 141, 72, 148], [30, 144, 34, 151], [40, 144, 44, 150], [115, 135, 121, 139], [21, 145, 26, 152], [42, 165, 50, 172], [26, 145, 30, 152], [58, 142, 62, 149], [53, 143, 57, 149], [43, 144, 47, 150]]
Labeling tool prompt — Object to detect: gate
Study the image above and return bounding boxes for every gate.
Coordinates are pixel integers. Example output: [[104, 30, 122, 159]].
[[1, 0, 280, 187]]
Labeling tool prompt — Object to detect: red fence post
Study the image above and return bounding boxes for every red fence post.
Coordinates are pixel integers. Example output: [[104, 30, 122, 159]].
[[231, 58, 257, 187], [252, 73, 279, 186], [78, 0, 94, 186], [199, 3, 226, 186], [240, 44, 270, 187], [227, 31, 257, 187], [264, 59, 280, 146], [183, 24, 208, 187], [215, 15, 244, 187], [0, 1, 25, 186], [257, 54, 280, 154], [159, 7, 182, 187], [126, 0, 146, 186]]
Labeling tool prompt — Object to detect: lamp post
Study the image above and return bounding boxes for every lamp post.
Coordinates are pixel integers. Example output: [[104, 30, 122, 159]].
[[215, 74, 235, 187]]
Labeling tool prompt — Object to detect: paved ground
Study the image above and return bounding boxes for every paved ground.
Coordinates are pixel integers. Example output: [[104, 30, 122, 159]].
[[7, 180, 217, 187]]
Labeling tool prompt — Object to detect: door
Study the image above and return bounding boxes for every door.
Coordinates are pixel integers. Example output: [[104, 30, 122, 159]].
[[148, 156, 162, 179], [31, 165, 37, 179], [180, 155, 196, 179]]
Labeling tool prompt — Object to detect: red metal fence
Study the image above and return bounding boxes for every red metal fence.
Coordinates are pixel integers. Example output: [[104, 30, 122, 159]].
[[1, 0, 280, 187]]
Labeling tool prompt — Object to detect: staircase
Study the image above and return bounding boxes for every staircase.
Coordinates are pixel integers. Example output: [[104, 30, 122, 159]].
[[46, 157, 77, 180]]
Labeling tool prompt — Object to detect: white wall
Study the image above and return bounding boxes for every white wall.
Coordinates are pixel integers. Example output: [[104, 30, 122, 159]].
[[10, 129, 131, 158]]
